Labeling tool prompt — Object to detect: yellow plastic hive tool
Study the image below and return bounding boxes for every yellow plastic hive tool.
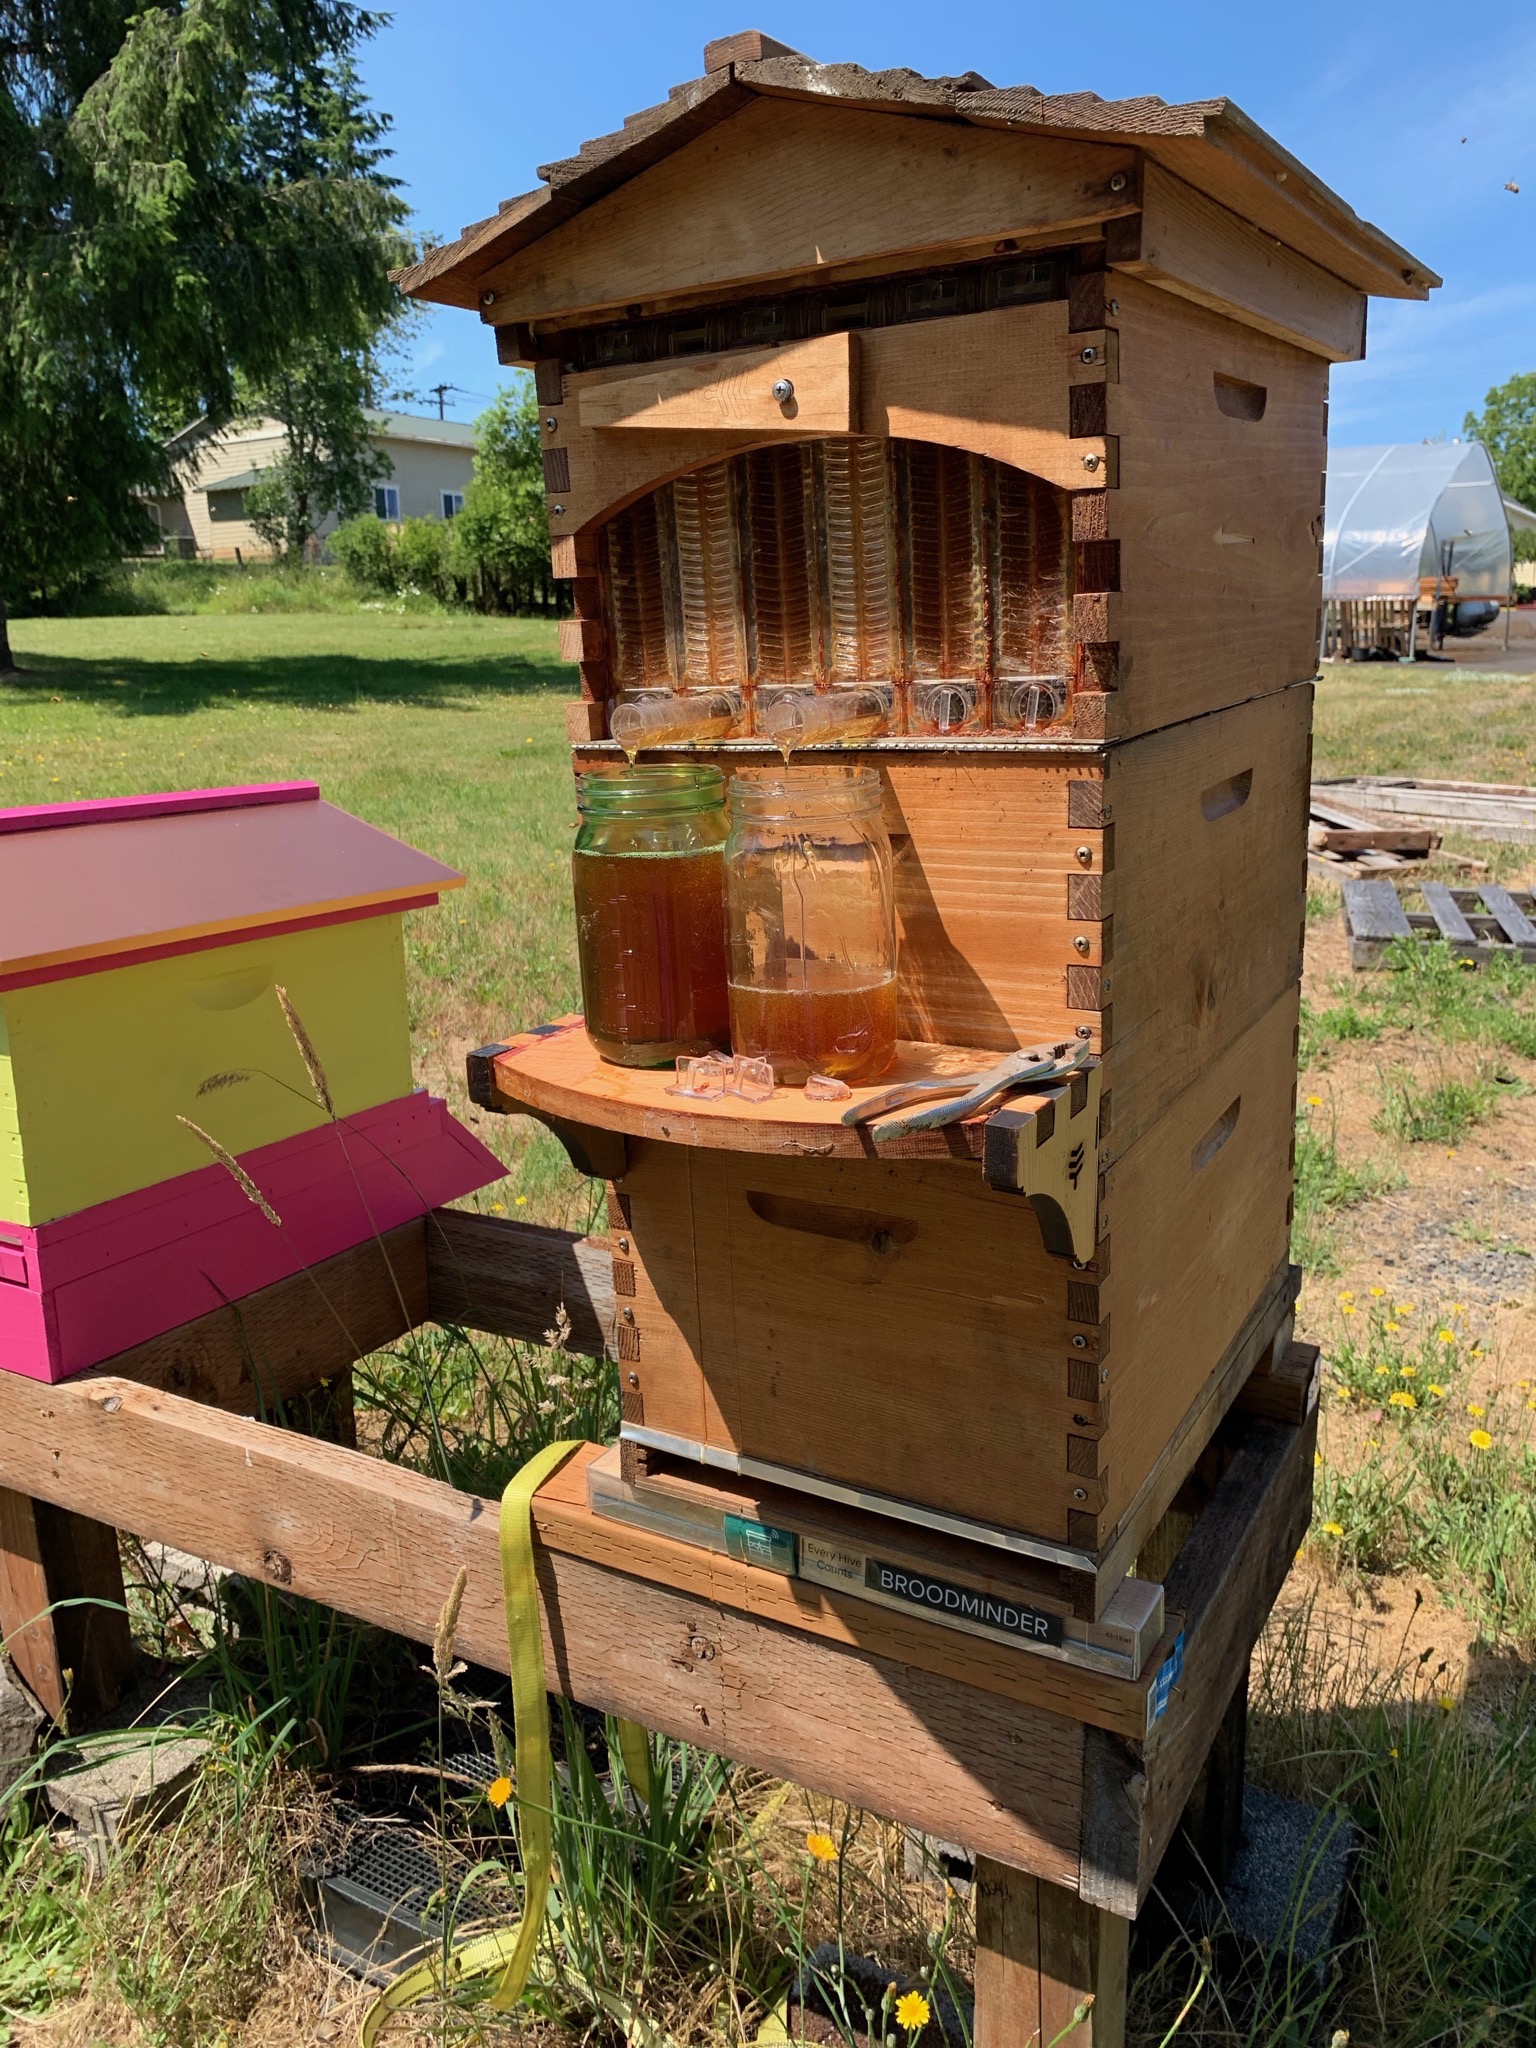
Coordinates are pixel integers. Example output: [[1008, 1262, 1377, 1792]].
[[359, 1440, 651, 2045]]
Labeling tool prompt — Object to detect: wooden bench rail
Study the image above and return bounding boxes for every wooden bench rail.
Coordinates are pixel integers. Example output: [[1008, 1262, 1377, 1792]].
[[0, 1355, 1313, 1908]]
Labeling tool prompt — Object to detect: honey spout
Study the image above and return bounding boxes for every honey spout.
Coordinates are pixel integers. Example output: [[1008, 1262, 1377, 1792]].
[[758, 686, 893, 756], [608, 689, 742, 758]]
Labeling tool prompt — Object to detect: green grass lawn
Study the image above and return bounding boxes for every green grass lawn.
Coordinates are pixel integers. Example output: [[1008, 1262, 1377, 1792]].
[[1314, 659, 1536, 784]]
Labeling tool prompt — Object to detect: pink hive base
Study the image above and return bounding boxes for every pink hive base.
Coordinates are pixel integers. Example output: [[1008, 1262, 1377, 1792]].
[[0, 1094, 505, 1383]]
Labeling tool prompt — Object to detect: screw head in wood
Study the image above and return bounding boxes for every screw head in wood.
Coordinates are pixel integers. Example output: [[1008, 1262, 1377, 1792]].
[[621, 1307, 635, 1324], [772, 377, 795, 402], [1080, 346, 1098, 363], [1081, 453, 1101, 471], [1108, 172, 1128, 193], [1076, 845, 1093, 865], [1072, 1334, 1088, 1349], [480, 289, 496, 306], [1108, 298, 1119, 314], [1074, 1487, 1088, 1501], [1076, 1024, 1093, 1039], [551, 503, 565, 515], [1074, 934, 1091, 955], [627, 1371, 639, 1386], [544, 416, 558, 431]]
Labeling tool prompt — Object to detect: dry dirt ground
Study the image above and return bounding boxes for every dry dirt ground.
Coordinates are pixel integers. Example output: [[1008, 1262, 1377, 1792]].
[[1284, 873, 1536, 1711]]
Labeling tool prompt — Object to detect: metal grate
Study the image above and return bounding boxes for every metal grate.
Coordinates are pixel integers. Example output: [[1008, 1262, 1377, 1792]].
[[306, 1828, 445, 1983]]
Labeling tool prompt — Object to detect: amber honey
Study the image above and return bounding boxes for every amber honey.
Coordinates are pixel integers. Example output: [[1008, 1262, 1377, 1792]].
[[728, 961, 897, 1084], [574, 846, 729, 1066]]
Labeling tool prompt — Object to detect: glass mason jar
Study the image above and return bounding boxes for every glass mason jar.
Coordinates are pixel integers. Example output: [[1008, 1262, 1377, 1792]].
[[572, 765, 730, 1067], [724, 768, 898, 1085]]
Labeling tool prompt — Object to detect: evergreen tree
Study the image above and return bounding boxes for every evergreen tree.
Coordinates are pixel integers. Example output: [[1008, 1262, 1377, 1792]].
[[0, 0, 409, 669]]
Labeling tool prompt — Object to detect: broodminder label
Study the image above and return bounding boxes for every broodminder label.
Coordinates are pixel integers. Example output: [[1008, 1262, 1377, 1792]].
[[799, 1537, 1064, 1647]]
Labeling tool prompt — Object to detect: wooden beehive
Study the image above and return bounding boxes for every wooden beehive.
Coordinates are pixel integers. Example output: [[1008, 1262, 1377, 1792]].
[[406, 35, 1433, 1614], [0, 784, 504, 1382]]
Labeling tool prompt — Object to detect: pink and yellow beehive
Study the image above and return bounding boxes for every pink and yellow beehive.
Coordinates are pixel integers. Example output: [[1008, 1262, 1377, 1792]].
[[0, 781, 503, 1382]]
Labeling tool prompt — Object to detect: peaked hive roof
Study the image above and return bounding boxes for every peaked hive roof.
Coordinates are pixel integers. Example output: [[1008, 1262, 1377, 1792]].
[[396, 34, 1437, 315], [0, 784, 462, 987]]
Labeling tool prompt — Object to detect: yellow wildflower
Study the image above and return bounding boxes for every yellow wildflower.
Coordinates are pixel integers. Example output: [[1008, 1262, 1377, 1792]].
[[895, 1993, 931, 2033], [1341, 1305, 1357, 1317], [515, 1194, 528, 1206], [1470, 1429, 1493, 1451], [1400, 1365, 1418, 1377], [1389, 1746, 1399, 1759], [486, 1776, 513, 1809], [1437, 1695, 1457, 1712], [1428, 1383, 1447, 1398], [1306, 1095, 1323, 1108], [1374, 1365, 1389, 1376], [1397, 1303, 1416, 1314], [806, 1831, 839, 1863], [1388, 1391, 1416, 1409], [1438, 1329, 1456, 1345], [1468, 1403, 1486, 1417], [1321, 1521, 1345, 1538], [1385, 1322, 1401, 1334], [1338, 1291, 1355, 1302], [1370, 1286, 1386, 1297]]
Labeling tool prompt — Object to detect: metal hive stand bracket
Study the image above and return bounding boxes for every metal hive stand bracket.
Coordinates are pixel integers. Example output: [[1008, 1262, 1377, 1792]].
[[982, 1063, 1102, 1262]]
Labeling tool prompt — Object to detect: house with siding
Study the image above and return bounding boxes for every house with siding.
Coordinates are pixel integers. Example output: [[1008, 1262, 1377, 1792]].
[[147, 412, 477, 560]]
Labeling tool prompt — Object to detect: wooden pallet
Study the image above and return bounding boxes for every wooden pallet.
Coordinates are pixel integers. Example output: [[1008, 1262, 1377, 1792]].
[[1341, 878, 1536, 968]]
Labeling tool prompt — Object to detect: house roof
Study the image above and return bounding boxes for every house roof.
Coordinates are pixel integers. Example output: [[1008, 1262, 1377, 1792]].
[[396, 33, 1438, 316], [365, 411, 477, 448], [201, 468, 266, 494], [0, 783, 462, 988]]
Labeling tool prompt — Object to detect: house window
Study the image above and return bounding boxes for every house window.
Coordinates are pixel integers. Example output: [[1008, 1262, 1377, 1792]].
[[441, 492, 464, 519], [374, 486, 401, 521]]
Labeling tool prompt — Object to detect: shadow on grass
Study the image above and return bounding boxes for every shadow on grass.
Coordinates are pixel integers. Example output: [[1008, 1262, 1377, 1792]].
[[4, 645, 573, 716]]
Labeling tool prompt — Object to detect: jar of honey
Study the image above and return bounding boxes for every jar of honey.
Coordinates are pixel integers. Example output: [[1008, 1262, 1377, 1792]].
[[573, 766, 730, 1066], [724, 768, 897, 1085]]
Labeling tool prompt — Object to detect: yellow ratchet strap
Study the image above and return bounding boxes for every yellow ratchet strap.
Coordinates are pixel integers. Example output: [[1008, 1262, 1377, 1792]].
[[361, 1438, 647, 2044]]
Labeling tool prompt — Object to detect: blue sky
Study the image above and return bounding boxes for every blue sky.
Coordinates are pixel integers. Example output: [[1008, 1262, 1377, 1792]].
[[362, 1, 1536, 447]]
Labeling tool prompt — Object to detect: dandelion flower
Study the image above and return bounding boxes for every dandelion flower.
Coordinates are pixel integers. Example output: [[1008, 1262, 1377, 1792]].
[[1374, 1365, 1389, 1376], [1338, 1291, 1355, 1303], [1342, 1305, 1357, 1317], [1306, 1095, 1323, 1108], [1437, 1695, 1457, 1712], [806, 1831, 839, 1863], [1389, 1747, 1399, 1759], [1385, 1322, 1401, 1334], [1400, 1365, 1418, 1378], [1322, 1521, 1345, 1538], [1438, 1329, 1456, 1345], [895, 1993, 931, 2034], [515, 1194, 528, 1206], [1370, 1286, 1386, 1298], [487, 1776, 513, 1809], [1389, 1391, 1417, 1409], [1470, 1428, 1493, 1451], [1397, 1303, 1416, 1315], [1428, 1383, 1447, 1398], [1468, 1403, 1486, 1417]]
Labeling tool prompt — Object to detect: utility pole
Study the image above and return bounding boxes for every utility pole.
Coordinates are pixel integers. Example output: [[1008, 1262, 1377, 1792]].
[[429, 381, 452, 421]]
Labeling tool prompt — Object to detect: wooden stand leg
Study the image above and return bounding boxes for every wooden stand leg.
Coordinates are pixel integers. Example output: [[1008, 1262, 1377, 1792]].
[[975, 1859, 1129, 2048], [0, 1487, 134, 1727]]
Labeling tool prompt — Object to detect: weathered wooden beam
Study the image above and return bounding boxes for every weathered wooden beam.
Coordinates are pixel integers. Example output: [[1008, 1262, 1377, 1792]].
[[1135, 1409, 1317, 1896], [425, 1209, 614, 1359], [974, 1858, 1129, 2047], [0, 1371, 1082, 1879]]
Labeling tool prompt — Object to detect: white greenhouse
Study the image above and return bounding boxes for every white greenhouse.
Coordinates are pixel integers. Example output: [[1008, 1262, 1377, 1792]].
[[1322, 441, 1518, 658]]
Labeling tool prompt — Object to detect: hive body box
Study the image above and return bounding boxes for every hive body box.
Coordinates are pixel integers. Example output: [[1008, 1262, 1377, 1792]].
[[406, 46, 1431, 1608], [0, 784, 503, 1382]]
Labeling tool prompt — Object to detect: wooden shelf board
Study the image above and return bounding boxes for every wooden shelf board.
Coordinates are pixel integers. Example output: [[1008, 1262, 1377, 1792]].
[[483, 1015, 1066, 1159]]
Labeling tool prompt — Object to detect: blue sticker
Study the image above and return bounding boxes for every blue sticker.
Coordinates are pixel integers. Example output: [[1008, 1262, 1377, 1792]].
[[1151, 1631, 1186, 1721]]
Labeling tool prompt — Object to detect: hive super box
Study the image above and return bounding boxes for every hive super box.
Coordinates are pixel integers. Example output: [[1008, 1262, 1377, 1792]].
[[0, 783, 503, 1382]]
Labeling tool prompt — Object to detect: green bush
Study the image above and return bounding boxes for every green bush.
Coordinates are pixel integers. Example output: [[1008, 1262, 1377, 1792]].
[[393, 515, 451, 598], [328, 512, 396, 592]]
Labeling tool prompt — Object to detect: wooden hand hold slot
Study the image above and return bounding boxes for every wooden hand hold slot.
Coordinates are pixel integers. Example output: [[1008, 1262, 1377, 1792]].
[[982, 1061, 1102, 1262]]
